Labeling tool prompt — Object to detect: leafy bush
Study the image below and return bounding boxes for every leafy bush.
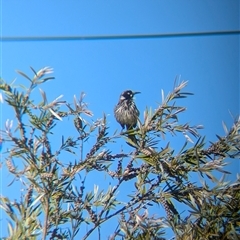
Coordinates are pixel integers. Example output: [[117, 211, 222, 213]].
[[0, 67, 239, 240]]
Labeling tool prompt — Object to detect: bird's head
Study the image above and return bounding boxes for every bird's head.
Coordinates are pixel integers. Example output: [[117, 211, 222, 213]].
[[120, 90, 140, 101]]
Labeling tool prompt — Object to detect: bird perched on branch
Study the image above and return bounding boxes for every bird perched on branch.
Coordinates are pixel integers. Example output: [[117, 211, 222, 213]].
[[114, 90, 140, 130]]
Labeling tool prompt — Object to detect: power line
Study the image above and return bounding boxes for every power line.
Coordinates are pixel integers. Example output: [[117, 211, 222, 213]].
[[1, 30, 239, 42]]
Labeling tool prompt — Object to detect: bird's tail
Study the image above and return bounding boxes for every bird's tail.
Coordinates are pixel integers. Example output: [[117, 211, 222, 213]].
[[124, 127, 139, 148]]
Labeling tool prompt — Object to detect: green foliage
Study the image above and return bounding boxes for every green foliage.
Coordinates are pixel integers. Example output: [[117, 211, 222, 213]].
[[0, 67, 239, 240]]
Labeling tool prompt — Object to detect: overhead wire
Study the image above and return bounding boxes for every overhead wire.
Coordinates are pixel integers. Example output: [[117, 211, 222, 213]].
[[0, 30, 239, 42]]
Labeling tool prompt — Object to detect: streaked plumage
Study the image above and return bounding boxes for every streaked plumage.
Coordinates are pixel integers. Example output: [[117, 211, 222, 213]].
[[114, 90, 140, 130]]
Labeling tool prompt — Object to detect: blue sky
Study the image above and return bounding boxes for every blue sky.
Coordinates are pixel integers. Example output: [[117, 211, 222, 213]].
[[0, 1, 239, 239]]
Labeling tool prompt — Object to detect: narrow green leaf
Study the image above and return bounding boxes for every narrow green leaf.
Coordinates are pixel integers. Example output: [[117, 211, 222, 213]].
[[30, 194, 45, 208], [16, 70, 32, 82]]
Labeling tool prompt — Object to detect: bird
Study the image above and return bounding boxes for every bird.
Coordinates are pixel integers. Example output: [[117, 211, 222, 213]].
[[114, 90, 140, 130]]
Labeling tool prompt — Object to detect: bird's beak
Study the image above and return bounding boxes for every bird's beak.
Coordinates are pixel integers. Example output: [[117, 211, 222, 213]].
[[133, 91, 141, 95]]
